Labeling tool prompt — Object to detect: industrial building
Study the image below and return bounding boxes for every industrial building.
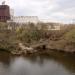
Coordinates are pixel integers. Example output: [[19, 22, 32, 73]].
[[10, 16, 39, 24], [0, 5, 10, 22], [0, 3, 39, 24], [0, 1, 61, 30]]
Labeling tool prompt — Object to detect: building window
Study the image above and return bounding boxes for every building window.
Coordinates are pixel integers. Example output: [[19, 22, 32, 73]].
[[0, 16, 1, 19]]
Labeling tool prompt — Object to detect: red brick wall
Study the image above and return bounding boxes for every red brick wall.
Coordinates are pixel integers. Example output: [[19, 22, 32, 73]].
[[0, 5, 10, 22]]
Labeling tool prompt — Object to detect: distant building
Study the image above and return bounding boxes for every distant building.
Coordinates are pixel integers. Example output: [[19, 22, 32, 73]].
[[0, 5, 10, 22], [47, 23, 61, 30], [37, 23, 61, 30], [9, 16, 39, 24]]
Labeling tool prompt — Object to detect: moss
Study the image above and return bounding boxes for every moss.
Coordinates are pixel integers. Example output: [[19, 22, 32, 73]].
[[63, 29, 75, 42]]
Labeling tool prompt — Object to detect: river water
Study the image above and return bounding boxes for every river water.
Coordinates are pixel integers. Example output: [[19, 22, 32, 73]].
[[0, 51, 75, 75]]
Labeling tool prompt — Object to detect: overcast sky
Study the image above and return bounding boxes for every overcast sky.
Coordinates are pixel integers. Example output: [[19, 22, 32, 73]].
[[0, 0, 75, 23]]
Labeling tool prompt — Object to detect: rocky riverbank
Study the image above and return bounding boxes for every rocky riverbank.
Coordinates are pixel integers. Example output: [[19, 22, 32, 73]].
[[11, 42, 75, 55]]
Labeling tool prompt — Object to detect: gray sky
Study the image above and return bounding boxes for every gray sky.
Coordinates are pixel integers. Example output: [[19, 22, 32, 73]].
[[0, 0, 75, 23]]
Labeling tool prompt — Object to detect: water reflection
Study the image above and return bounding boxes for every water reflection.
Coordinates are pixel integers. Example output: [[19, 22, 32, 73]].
[[0, 51, 75, 75], [0, 51, 10, 65], [9, 57, 69, 75]]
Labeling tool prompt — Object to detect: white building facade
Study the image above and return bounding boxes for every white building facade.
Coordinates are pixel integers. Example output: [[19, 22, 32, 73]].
[[10, 16, 39, 24]]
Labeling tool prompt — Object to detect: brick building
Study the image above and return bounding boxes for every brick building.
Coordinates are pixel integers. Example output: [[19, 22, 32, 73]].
[[0, 5, 10, 22]]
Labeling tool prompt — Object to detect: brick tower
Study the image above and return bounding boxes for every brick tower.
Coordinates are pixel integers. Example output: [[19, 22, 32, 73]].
[[0, 4, 10, 22]]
